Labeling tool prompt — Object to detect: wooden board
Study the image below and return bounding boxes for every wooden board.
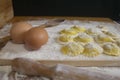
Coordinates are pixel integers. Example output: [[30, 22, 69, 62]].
[[0, 16, 120, 67], [0, 59, 120, 67], [10, 16, 114, 23], [0, 0, 13, 28]]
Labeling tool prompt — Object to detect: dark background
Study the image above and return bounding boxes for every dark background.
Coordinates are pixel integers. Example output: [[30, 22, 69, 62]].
[[12, 0, 120, 20]]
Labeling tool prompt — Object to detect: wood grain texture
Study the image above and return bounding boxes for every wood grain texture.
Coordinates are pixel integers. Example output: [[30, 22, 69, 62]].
[[0, 59, 120, 67], [0, 0, 14, 28], [10, 16, 114, 23]]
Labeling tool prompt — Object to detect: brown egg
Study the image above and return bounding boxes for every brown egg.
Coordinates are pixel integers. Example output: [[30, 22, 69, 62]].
[[24, 27, 48, 50], [10, 22, 32, 44]]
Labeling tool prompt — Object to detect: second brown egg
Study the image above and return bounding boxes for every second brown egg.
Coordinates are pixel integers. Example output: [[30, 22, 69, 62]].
[[24, 27, 48, 50]]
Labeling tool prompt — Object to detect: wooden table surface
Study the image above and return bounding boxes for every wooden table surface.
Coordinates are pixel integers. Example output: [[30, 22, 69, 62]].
[[9, 16, 114, 23]]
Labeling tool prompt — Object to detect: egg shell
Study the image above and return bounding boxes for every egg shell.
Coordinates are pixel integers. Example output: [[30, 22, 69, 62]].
[[24, 27, 48, 50], [10, 22, 32, 43]]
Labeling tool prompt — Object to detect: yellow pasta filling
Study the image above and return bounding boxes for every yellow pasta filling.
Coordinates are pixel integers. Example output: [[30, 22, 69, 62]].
[[103, 31, 120, 41], [103, 43, 120, 56], [86, 28, 102, 36], [83, 43, 103, 57], [59, 26, 86, 36], [59, 29, 77, 35], [61, 42, 84, 56], [104, 31, 119, 38], [70, 26, 86, 33], [116, 40, 120, 47], [74, 33, 93, 43], [58, 34, 73, 42], [104, 31, 116, 37], [96, 25, 108, 32], [83, 48, 99, 57], [95, 34, 114, 43]]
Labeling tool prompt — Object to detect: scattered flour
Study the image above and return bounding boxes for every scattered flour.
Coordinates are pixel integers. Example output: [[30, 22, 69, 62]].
[[0, 20, 120, 61], [0, 20, 120, 79]]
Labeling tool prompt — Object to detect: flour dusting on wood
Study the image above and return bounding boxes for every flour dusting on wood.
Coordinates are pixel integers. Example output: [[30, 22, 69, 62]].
[[0, 20, 120, 60]]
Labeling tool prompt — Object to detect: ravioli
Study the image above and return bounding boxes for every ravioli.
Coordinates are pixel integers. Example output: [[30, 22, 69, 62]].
[[59, 25, 86, 36], [117, 41, 120, 48], [70, 26, 86, 33], [74, 33, 94, 44], [59, 28, 78, 36], [102, 42, 120, 56], [115, 39, 120, 48], [83, 43, 103, 57], [113, 37, 120, 48], [57, 25, 120, 57], [103, 31, 120, 40], [57, 34, 74, 44], [61, 42, 84, 56], [96, 25, 108, 32], [94, 34, 114, 43], [86, 28, 103, 36]]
